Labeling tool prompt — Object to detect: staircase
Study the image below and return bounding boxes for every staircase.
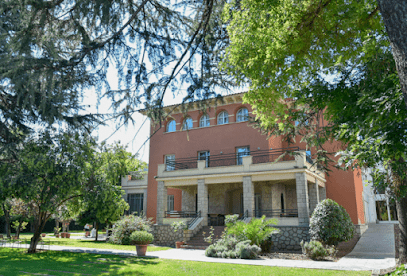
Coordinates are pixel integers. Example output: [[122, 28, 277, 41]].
[[181, 226, 226, 249]]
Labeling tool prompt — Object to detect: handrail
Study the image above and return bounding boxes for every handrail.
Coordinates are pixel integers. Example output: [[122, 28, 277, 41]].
[[165, 147, 301, 171], [238, 210, 249, 221], [253, 209, 298, 218], [187, 210, 201, 228]]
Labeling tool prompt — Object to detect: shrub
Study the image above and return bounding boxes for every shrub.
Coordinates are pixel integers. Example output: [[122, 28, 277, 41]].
[[129, 231, 154, 245], [310, 199, 355, 246], [109, 215, 153, 245], [224, 214, 239, 226], [235, 240, 261, 259], [226, 215, 278, 246], [171, 221, 187, 232], [300, 240, 337, 260]]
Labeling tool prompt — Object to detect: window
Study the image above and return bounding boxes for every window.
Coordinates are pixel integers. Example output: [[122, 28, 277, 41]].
[[236, 108, 249, 122], [217, 111, 229, 125], [167, 195, 174, 211], [199, 114, 210, 127], [165, 155, 175, 171], [182, 117, 193, 130], [128, 193, 144, 215], [166, 120, 176, 132], [236, 146, 250, 165], [198, 151, 210, 167]]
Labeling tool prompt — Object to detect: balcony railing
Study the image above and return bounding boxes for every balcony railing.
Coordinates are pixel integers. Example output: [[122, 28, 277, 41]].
[[253, 209, 298, 218], [164, 211, 199, 218], [165, 146, 300, 171]]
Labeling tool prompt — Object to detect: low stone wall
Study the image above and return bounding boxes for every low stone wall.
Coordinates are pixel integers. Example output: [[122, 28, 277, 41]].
[[152, 225, 183, 247], [271, 226, 310, 251]]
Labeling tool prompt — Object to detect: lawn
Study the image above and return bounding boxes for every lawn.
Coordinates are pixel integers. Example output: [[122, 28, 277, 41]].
[[3, 233, 171, 252], [0, 248, 370, 276]]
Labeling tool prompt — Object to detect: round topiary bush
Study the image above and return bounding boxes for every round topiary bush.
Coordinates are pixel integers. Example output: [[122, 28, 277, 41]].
[[309, 199, 355, 246]]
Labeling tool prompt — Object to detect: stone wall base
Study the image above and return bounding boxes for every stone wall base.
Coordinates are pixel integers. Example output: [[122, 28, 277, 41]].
[[271, 226, 310, 252], [355, 224, 368, 236], [152, 224, 183, 247]]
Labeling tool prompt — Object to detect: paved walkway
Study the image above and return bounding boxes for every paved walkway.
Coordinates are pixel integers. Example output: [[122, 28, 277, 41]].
[[1, 223, 396, 272]]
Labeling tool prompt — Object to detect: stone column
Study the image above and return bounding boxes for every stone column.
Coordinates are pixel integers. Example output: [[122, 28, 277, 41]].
[[197, 179, 208, 226], [156, 181, 167, 225], [296, 173, 310, 226], [318, 186, 326, 201], [243, 176, 254, 217], [308, 180, 320, 214]]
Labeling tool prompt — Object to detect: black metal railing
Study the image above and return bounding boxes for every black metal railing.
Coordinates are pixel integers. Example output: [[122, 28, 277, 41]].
[[165, 146, 300, 171], [305, 154, 313, 165], [253, 209, 298, 218], [238, 210, 249, 221], [164, 211, 199, 218], [187, 211, 201, 228], [208, 214, 225, 226]]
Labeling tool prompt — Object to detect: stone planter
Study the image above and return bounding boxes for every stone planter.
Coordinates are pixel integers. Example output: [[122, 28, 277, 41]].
[[175, 241, 185, 248], [136, 244, 148, 256]]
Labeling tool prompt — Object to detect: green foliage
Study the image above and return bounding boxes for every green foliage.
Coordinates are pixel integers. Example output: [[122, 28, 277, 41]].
[[226, 216, 278, 246], [300, 240, 337, 260], [310, 199, 354, 246], [171, 221, 188, 232], [11, 221, 28, 232], [224, 214, 239, 226], [109, 215, 152, 245], [129, 231, 154, 245], [235, 240, 261, 259], [205, 237, 261, 259]]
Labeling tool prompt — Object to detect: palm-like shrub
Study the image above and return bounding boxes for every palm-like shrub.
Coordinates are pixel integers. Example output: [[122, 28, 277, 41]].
[[226, 215, 278, 246], [310, 199, 355, 246]]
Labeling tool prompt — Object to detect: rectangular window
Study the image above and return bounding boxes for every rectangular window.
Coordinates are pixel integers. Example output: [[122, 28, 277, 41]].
[[127, 193, 144, 215], [167, 195, 174, 211], [165, 154, 175, 171], [236, 146, 250, 165], [198, 151, 210, 167]]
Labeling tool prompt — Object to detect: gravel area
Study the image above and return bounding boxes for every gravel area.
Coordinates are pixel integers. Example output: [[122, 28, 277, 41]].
[[261, 234, 361, 262]]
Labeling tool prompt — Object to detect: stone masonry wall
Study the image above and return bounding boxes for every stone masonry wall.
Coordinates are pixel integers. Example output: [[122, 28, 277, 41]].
[[270, 226, 310, 251], [152, 225, 182, 247]]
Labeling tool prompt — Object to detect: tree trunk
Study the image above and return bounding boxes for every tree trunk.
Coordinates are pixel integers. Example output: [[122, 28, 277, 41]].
[[377, 0, 407, 109], [95, 221, 99, 241], [396, 196, 407, 264], [28, 212, 48, 253], [2, 203, 11, 238], [16, 217, 22, 239]]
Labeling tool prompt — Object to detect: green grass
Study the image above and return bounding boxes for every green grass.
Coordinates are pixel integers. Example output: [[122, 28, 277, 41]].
[[0, 248, 371, 276], [5, 233, 171, 252]]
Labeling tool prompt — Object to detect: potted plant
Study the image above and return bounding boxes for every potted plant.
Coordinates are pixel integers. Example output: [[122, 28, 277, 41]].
[[66, 232, 71, 238], [171, 221, 188, 248], [41, 233, 46, 237], [61, 232, 66, 238], [54, 227, 61, 238], [129, 231, 154, 257]]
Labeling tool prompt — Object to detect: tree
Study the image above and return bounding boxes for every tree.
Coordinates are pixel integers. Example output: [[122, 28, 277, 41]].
[[222, 0, 407, 263], [78, 142, 142, 241], [9, 198, 31, 239], [0, 0, 234, 158], [7, 131, 95, 253], [222, 0, 407, 112]]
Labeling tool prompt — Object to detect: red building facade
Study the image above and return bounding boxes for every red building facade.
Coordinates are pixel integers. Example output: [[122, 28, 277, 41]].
[[143, 93, 366, 232]]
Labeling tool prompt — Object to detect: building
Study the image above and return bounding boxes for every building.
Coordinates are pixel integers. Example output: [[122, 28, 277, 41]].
[[127, 93, 366, 247]]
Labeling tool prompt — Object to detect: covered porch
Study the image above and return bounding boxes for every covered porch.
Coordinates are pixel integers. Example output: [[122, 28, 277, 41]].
[[156, 151, 326, 227]]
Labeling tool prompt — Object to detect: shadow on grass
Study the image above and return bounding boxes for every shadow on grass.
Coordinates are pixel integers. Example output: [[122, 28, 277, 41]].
[[0, 247, 159, 275]]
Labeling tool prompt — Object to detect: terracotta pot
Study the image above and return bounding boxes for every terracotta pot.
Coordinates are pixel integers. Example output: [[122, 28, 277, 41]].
[[66, 233, 70, 238], [55, 234, 59, 238], [41, 233, 46, 237], [175, 241, 185, 248], [136, 244, 148, 256], [61, 232, 66, 238]]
